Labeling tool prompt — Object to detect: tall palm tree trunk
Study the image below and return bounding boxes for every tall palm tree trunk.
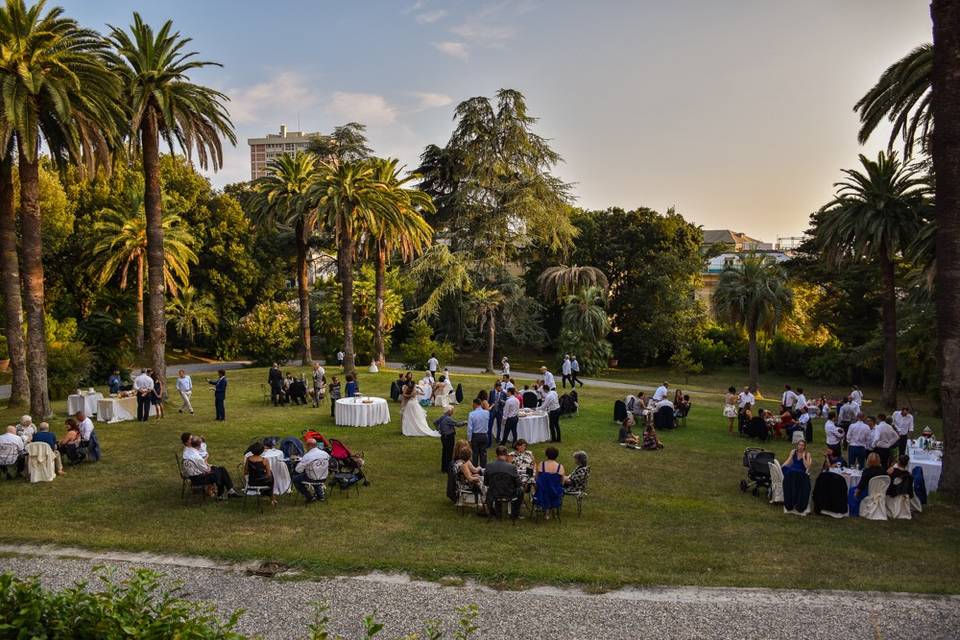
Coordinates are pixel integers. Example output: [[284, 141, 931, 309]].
[[339, 221, 356, 375], [135, 254, 145, 354], [879, 251, 898, 408], [931, 0, 960, 495], [142, 112, 166, 382], [486, 309, 496, 373], [17, 147, 50, 418], [747, 326, 759, 393], [295, 220, 312, 365], [0, 154, 28, 408], [373, 241, 387, 366]]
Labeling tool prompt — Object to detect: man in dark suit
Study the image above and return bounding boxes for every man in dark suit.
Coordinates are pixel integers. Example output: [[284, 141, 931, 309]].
[[268, 363, 284, 406], [208, 369, 227, 421], [487, 381, 505, 446]]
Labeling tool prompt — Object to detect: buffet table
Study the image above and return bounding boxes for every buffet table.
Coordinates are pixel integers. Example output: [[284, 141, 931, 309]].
[[335, 397, 390, 427]]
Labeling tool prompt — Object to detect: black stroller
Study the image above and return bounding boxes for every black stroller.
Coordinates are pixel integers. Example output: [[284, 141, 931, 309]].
[[739, 448, 776, 497]]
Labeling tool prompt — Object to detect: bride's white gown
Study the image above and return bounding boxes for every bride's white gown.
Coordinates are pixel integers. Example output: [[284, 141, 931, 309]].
[[401, 395, 440, 437]]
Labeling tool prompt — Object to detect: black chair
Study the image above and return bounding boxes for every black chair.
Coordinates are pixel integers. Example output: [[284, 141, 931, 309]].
[[175, 453, 207, 505], [485, 472, 520, 524], [0, 442, 20, 480], [745, 416, 769, 441], [812, 471, 848, 517], [653, 406, 675, 430], [613, 400, 627, 423]]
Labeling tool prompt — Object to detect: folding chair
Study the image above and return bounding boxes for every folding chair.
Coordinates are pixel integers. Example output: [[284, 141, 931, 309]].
[[176, 452, 208, 505]]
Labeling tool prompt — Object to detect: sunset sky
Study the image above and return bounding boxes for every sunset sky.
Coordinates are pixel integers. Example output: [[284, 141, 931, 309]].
[[64, 0, 933, 240]]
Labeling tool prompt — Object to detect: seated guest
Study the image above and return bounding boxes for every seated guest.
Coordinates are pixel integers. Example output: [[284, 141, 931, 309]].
[[261, 437, 283, 459], [390, 374, 404, 402], [761, 409, 778, 430], [75, 411, 94, 443], [534, 447, 566, 519], [510, 439, 536, 490], [183, 436, 238, 499], [564, 450, 590, 494], [821, 447, 846, 471], [774, 410, 795, 439], [887, 454, 914, 498], [344, 374, 359, 398], [75, 411, 99, 463], [851, 453, 886, 514], [292, 438, 330, 504], [641, 423, 663, 450], [108, 369, 122, 394], [16, 415, 35, 443], [655, 396, 674, 411], [741, 402, 753, 423], [180, 432, 207, 459], [433, 375, 453, 408], [782, 439, 812, 474], [618, 414, 640, 446], [243, 442, 275, 504], [453, 444, 486, 504], [58, 419, 83, 463], [484, 445, 521, 519], [288, 376, 308, 405], [31, 422, 64, 476], [0, 425, 25, 475]]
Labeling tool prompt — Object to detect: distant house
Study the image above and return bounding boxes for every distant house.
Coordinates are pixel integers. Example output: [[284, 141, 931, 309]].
[[697, 229, 791, 316]]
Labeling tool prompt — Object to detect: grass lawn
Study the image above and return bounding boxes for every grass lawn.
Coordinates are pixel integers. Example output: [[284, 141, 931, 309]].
[[2, 365, 957, 593]]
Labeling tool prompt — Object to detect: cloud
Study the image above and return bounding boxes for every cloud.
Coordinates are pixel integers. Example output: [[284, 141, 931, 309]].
[[226, 72, 322, 124], [328, 92, 397, 126], [413, 92, 452, 109], [433, 41, 469, 61], [450, 22, 517, 43], [416, 9, 447, 24]]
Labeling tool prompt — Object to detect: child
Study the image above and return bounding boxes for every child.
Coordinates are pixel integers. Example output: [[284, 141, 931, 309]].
[[618, 414, 639, 446], [328, 376, 341, 418]]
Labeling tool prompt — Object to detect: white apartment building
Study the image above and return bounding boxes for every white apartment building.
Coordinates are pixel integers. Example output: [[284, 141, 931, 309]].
[[247, 124, 320, 180]]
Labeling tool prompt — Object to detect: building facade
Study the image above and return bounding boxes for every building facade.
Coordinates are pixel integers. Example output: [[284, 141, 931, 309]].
[[247, 124, 320, 180], [696, 229, 791, 316]]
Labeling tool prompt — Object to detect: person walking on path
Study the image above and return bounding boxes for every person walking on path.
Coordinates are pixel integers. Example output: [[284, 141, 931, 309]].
[[311, 362, 326, 408], [427, 353, 439, 379], [561, 355, 573, 388], [176, 369, 194, 414], [208, 370, 228, 421], [570, 356, 584, 387]]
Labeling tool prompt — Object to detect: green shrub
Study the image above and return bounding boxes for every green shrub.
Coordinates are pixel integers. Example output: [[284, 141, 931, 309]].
[[237, 301, 299, 366], [400, 321, 454, 370], [555, 328, 611, 375], [689, 336, 729, 371], [44, 315, 94, 398]]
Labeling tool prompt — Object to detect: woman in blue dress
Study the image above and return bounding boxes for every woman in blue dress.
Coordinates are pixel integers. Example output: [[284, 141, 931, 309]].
[[782, 439, 812, 474]]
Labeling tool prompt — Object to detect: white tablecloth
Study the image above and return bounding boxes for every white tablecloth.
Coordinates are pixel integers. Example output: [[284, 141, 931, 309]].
[[517, 412, 550, 444], [68, 392, 103, 416], [910, 459, 941, 493], [335, 397, 390, 427], [97, 396, 155, 423], [830, 467, 862, 490], [266, 455, 292, 496]]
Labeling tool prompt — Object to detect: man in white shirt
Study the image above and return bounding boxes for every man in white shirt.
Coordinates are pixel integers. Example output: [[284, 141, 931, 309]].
[[655, 396, 675, 411], [837, 398, 858, 427], [499, 387, 521, 446], [570, 356, 583, 388], [176, 369, 194, 414], [182, 435, 237, 499], [75, 411, 94, 442], [872, 414, 900, 468], [133, 368, 154, 422], [0, 425, 25, 477], [797, 410, 813, 442], [846, 414, 872, 468], [426, 354, 439, 377], [561, 355, 573, 388], [737, 386, 755, 409], [293, 438, 330, 504], [850, 386, 864, 406], [16, 415, 35, 443], [781, 385, 797, 414], [541, 387, 561, 442], [540, 366, 556, 392], [823, 411, 845, 458], [794, 388, 808, 416], [891, 407, 914, 458], [653, 382, 669, 402], [501, 357, 510, 376], [500, 374, 514, 393]]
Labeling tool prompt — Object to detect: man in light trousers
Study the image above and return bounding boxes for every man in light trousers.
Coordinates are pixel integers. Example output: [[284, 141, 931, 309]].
[[176, 369, 194, 414]]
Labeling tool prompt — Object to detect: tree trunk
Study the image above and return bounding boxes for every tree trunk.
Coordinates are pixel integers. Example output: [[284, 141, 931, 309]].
[[373, 241, 386, 366], [486, 309, 496, 373], [135, 254, 144, 355], [339, 219, 356, 375], [17, 147, 50, 418], [0, 153, 28, 408], [296, 219, 312, 365], [747, 326, 759, 393], [931, 0, 960, 496], [141, 111, 166, 383], [879, 250, 898, 409]]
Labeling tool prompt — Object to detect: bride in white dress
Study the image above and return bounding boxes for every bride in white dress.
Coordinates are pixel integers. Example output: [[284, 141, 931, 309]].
[[401, 384, 440, 437]]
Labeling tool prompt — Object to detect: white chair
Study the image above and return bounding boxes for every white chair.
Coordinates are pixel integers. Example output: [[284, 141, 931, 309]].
[[910, 494, 923, 513], [886, 494, 912, 520], [768, 461, 784, 504], [860, 476, 891, 520], [26, 441, 56, 483], [791, 430, 805, 444]]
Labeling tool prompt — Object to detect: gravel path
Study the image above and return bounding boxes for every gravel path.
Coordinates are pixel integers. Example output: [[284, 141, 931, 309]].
[[1, 549, 956, 639]]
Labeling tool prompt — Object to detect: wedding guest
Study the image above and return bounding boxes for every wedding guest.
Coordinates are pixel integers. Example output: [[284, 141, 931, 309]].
[[561, 354, 573, 388], [824, 411, 845, 458], [243, 442, 275, 504], [0, 425, 25, 475], [108, 369, 122, 394], [312, 363, 326, 408], [565, 451, 590, 493], [292, 438, 330, 504], [133, 368, 154, 422], [500, 387, 520, 446], [434, 406, 463, 474], [484, 445, 521, 518], [268, 363, 284, 406], [16, 415, 35, 443], [176, 369, 194, 414], [539, 366, 556, 391], [872, 414, 900, 469], [329, 376, 341, 418], [782, 439, 812, 474], [207, 370, 227, 421], [344, 374, 359, 398], [467, 399, 490, 468], [541, 385, 561, 442], [32, 422, 64, 476], [510, 439, 536, 490], [781, 384, 797, 414], [846, 414, 873, 468], [641, 423, 663, 450], [58, 419, 83, 463], [891, 407, 914, 458], [183, 435, 238, 499], [723, 386, 738, 434], [570, 356, 583, 388], [151, 370, 165, 420], [619, 414, 640, 445], [653, 381, 669, 402]]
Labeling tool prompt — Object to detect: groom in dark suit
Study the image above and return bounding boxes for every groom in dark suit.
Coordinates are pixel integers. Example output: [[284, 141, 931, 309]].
[[208, 370, 227, 421], [268, 363, 284, 406]]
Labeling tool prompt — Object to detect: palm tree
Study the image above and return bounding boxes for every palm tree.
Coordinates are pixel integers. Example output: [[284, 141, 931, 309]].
[[854, 44, 932, 159], [713, 254, 793, 393], [468, 288, 506, 373], [365, 158, 434, 366], [166, 286, 217, 346], [89, 189, 197, 354], [539, 264, 609, 300], [250, 152, 319, 364], [0, 0, 119, 417], [0, 151, 27, 407], [309, 160, 395, 375], [108, 13, 235, 383], [561, 285, 611, 341], [816, 152, 931, 408], [930, 0, 959, 495]]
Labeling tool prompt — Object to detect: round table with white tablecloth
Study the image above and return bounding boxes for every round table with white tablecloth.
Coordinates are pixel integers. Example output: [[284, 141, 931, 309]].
[[516, 411, 550, 444], [830, 467, 862, 490], [68, 391, 103, 417], [335, 397, 390, 427], [908, 455, 942, 493]]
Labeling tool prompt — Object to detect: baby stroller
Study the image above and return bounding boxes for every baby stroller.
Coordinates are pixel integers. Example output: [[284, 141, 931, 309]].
[[739, 448, 775, 497], [324, 436, 370, 494]]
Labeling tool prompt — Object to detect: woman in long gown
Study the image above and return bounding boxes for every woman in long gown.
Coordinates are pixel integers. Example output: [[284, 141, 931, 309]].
[[401, 384, 440, 437]]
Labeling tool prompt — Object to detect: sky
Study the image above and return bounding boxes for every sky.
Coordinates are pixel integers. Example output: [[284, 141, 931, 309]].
[[62, 0, 933, 241]]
